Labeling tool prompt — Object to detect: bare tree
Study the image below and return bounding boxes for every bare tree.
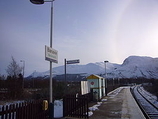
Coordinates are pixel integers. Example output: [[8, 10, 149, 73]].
[[6, 56, 22, 77]]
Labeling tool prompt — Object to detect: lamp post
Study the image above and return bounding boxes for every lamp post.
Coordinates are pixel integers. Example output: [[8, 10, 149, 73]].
[[20, 60, 25, 89], [20, 60, 25, 77], [30, 0, 54, 118], [104, 60, 108, 96]]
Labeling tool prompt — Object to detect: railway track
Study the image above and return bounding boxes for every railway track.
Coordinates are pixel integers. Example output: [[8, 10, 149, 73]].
[[131, 85, 158, 119]]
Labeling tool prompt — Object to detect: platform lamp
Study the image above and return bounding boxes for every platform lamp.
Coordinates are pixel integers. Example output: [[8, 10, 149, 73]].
[[104, 60, 108, 96], [30, 0, 54, 118], [20, 60, 25, 89]]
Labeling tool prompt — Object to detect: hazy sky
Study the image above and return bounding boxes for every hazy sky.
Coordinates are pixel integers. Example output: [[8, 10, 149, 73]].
[[1, 0, 158, 76]]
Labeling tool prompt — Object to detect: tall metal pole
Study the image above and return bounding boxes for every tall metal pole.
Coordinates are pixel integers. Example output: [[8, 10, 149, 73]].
[[23, 61, 25, 77], [20, 60, 25, 77], [20, 60, 25, 89], [64, 59, 66, 82], [113, 78, 114, 89], [29, 0, 55, 118], [50, 0, 53, 104], [64, 59, 67, 96], [49, 1, 54, 119], [104, 61, 108, 96]]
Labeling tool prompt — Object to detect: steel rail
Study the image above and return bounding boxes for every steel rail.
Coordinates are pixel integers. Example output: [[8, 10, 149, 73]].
[[131, 85, 158, 119]]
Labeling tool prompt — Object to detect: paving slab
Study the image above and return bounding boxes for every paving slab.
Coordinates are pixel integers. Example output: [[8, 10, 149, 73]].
[[89, 87, 145, 119]]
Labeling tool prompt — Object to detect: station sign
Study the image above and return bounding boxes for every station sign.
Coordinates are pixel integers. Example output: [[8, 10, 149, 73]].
[[45, 45, 58, 63], [66, 59, 80, 64]]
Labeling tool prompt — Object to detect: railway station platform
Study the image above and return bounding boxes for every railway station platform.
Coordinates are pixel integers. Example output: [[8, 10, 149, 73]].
[[89, 86, 145, 119]]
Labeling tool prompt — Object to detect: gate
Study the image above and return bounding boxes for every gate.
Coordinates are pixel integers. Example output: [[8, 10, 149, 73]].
[[0, 99, 49, 119], [63, 93, 92, 118]]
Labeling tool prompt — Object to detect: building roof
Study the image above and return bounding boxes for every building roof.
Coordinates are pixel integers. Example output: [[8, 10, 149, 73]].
[[87, 74, 104, 79]]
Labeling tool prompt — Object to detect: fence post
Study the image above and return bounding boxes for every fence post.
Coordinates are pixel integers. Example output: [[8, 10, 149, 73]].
[[1, 106, 4, 119], [63, 97, 65, 117]]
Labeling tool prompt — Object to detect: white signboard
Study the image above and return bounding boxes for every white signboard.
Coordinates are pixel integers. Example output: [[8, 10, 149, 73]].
[[45, 45, 58, 63]]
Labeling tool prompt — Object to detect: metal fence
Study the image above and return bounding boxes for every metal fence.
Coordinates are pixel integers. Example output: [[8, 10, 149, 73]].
[[63, 92, 92, 118], [0, 99, 48, 119]]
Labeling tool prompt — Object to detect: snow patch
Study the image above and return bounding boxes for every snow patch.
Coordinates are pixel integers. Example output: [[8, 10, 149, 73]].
[[108, 87, 125, 97], [101, 99, 107, 101], [88, 111, 93, 116], [89, 106, 99, 111]]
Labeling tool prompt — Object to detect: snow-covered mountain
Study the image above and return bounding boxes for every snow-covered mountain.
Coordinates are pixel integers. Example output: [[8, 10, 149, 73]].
[[109, 56, 158, 79], [28, 56, 158, 79]]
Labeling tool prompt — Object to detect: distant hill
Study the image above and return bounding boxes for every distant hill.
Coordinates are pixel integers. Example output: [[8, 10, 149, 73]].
[[27, 56, 158, 80]]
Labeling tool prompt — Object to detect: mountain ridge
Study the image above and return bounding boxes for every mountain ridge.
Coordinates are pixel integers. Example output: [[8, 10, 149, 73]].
[[28, 56, 158, 79]]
